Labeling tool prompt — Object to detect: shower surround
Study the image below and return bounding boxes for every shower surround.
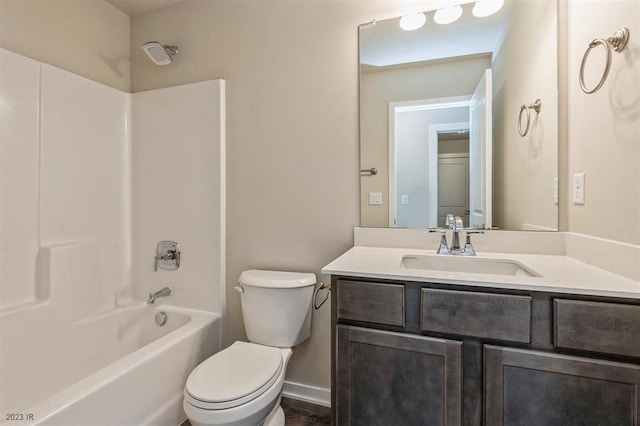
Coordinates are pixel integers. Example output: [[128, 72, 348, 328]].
[[0, 47, 226, 425]]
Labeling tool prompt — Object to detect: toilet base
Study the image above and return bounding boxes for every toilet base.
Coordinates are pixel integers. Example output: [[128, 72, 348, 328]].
[[186, 403, 284, 426], [262, 405, 284, 426]]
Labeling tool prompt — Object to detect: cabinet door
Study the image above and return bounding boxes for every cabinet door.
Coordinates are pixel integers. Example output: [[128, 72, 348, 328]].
[[485, 345, 640, 426], [336, 325, 462, 425]]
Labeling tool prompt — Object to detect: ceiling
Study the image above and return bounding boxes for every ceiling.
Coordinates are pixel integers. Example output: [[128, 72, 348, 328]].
[[106, 0, 186, 16]]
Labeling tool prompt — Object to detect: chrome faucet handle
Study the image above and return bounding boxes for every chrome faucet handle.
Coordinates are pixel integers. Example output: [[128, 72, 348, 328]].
[[446, 214, 455, 228], [462, 230, 485, 256], [429, 229, 450, 254], [154, 241, 181, 271], [453, 216, 464, 231]]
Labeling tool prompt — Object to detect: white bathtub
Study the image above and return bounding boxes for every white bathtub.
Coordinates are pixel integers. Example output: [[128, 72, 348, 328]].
[[0, 303, 220, 426]]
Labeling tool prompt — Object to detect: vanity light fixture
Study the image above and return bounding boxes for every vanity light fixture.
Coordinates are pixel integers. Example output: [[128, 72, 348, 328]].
[[399, 12, 427, 31], [472, 0, 504, 18], [401, 0, 503, 30], [434, 4, 463, 25]]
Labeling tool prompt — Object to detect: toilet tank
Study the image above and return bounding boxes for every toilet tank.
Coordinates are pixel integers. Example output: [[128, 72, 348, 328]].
[[238, 270, 316, 347]]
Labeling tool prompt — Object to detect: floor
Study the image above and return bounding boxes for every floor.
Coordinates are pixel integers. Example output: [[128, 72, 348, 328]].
[[280, 397, 331, 425], [180, 397, 331, 425]]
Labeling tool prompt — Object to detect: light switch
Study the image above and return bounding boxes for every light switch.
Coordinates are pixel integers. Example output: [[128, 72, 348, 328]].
[[369, 192, 382, 205], [573, 173, 585, 205], [401, 195, 409, 205]]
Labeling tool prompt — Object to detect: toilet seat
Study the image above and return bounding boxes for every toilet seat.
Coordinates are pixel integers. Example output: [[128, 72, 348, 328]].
[[185, 341, 283, 410]]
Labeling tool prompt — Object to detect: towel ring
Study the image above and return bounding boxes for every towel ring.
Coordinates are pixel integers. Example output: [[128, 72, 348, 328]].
[[518, 99, 542, 137], [313, 282, 331, 309], [579, 27, 630, 94]]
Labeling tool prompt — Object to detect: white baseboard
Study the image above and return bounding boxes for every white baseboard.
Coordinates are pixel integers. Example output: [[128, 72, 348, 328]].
[[282, 381, 331, 408]]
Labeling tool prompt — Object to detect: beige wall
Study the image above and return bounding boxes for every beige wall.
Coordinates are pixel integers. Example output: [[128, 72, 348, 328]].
[[566, 0, 639, 245], [360, 56, 491, 227], [0, 0, 439, 393], [131, 0, 640, 391], [492, 0, 558, 231], [0, 0, 131, 92], [3, 0, 638, 395], [131, 0, 449, 391]]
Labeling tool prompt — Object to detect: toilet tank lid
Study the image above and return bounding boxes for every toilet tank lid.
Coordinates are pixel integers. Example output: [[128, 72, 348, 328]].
[[239, 269, 316, 288]]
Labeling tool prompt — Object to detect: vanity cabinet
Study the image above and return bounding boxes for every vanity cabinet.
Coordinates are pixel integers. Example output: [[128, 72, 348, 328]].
[[484, 346, 640, 426], [336, 325, 462, 425], [331, 277, 640, 426]]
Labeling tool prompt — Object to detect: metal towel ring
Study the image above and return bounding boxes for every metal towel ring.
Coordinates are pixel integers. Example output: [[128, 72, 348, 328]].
[[518, 99, 542, 137], [313, 282, 331, 309], [579, 27, 630, 94]]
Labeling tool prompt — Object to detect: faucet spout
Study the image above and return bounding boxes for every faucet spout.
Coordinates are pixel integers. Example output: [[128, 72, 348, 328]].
[[147, 286, 172, 304], [434, 215, 481, 255], [450, 216, 465, 252]]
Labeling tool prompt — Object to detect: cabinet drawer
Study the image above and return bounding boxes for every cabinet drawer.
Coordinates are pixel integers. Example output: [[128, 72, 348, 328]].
[[554, 299, 640, 358], [421, 289, 532, 343], [337, 280, 404, 326]]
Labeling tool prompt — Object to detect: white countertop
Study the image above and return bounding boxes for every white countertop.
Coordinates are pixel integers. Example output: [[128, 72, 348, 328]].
[[321, 246, 640, 299]]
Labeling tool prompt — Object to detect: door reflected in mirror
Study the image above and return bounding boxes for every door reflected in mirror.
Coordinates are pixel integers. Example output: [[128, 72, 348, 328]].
[[360, 0, 558, 231]]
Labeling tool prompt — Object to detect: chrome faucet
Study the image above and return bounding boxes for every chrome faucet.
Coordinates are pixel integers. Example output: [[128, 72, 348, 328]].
[[449, 215, 465, 252], [154, 241, 180, 272], [147, 286, 172, 304], [429, 215, 484, 255]]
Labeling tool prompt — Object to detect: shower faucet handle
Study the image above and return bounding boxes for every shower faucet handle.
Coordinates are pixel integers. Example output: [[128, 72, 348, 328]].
[[154, 241, 181, 271]]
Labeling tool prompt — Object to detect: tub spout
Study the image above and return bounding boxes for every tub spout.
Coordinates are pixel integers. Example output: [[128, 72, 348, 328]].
[[148, 286, 172, 304]]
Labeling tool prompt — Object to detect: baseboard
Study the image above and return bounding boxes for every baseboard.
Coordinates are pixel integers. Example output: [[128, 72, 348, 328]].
[[282, 381, 331, 408]]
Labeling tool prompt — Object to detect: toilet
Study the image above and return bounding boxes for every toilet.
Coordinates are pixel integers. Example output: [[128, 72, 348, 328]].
[[183, 269, 316, 426]]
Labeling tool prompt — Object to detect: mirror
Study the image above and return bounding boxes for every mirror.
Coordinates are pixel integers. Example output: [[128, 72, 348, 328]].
[[359, 0, 558, 231]]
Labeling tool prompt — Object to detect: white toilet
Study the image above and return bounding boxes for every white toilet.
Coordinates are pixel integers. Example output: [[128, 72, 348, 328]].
[[183, 269, 316, 426]]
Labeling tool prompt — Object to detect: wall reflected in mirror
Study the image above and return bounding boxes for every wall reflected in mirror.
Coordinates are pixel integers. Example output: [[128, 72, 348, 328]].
[[359, 0, 559, 231]]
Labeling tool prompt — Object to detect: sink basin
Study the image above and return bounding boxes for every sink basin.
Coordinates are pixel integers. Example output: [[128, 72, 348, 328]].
[[401, 255, 541, 277]]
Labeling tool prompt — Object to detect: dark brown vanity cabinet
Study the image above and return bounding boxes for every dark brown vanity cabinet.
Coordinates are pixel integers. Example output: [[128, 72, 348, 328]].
[[331, 277, 640, 426], [485, 346, 640, 426], [336, 325, 462, 425]]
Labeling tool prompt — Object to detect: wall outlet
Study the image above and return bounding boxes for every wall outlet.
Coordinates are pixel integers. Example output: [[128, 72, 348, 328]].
[[369, 192, 382, 205], [401, 195, 409, 205], [573, 173, 585, 205]]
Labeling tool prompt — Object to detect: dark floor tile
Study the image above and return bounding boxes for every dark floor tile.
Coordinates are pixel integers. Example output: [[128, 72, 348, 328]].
[[282, 397, 331, 425], [181, 397, 330, 426]]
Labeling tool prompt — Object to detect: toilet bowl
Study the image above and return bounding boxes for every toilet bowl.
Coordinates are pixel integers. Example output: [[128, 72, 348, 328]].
[[184, 342, 292, 426], [183, 270, 316, 426]]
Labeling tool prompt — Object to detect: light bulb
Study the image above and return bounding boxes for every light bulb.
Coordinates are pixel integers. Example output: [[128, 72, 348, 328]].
[[472, 0, 504, 18], [434, 5, 463, 25], [399, 12, 427, 31]]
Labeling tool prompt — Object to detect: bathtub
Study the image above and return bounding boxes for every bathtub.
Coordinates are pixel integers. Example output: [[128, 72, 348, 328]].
[[0, 303, 220, 426]]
